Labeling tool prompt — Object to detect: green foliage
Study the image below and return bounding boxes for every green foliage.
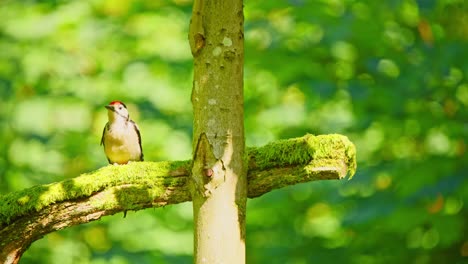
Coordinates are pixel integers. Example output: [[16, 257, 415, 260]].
[[0, 0, 467, 263]]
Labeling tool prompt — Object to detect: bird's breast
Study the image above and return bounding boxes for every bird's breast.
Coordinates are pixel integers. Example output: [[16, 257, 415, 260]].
[[104, 123, 142, 163]]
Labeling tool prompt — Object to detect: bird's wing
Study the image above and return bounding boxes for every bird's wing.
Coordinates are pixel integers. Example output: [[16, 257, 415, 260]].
[[131, 120, 144, 161], [100, 123, 108, 146]]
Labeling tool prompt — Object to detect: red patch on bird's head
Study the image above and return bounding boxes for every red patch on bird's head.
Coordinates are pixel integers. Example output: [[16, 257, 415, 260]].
[[108, 101, 127, 108]]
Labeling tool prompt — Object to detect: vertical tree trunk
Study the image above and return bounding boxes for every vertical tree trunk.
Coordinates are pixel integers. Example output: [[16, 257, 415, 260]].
[[189, 0, 245, 263]]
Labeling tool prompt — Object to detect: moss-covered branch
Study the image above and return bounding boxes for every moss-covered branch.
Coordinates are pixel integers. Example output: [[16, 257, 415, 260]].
[[247, 133, 356, 197], [0, 134, 356, 264]]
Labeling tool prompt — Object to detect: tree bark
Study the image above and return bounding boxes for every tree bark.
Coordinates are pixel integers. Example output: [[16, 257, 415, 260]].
[[189, 0, 246, 263]]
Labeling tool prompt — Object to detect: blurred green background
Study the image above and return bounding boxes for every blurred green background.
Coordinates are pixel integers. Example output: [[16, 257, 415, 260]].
[[0, 0, 467, 263]]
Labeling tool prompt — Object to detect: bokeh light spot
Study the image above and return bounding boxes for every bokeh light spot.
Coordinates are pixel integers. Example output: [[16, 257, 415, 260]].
[[455, 84, 468, 106], [400, 1, 420, 27], [444, 197, 463, 215], [425, 129, 451, 155], [331, 41, 357, 62], [375, 172, 392, 190], [421, 228, 439, 249], [377, 59, 400, 78], [302, 203, 341, 238]]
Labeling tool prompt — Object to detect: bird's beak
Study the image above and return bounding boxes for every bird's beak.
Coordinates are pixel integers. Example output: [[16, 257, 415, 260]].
[[105, 105, 115, 111]]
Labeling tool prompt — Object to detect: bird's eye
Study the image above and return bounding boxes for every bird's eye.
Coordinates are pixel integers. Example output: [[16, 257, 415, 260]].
[[119, 106, 123, 110]]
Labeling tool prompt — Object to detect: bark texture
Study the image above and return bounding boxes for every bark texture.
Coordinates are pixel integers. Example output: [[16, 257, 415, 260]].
[[0, 134, 356, 264], [188, 0, 246, 263]]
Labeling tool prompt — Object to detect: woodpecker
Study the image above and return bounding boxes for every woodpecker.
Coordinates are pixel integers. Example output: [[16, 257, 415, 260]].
[[101, 101, 143, 165]]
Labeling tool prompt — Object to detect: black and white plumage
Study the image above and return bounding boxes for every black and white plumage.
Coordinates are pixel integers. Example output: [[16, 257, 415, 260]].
[[101, 101, 143, 164]]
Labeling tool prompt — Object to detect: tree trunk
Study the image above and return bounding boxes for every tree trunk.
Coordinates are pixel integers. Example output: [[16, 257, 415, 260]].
[[189, 0, 246, 263]]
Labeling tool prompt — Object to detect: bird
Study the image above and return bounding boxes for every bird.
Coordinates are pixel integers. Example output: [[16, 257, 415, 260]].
[[101, 101, 143, 165]]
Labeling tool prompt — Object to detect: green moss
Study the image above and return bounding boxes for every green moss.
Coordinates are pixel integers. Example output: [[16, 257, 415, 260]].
[[0, 161, 191, 226], [0, 134, 357, 227], [307, 134, 357, 179], [248, 136, 311, 169], [249, 134, 356, 179]]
